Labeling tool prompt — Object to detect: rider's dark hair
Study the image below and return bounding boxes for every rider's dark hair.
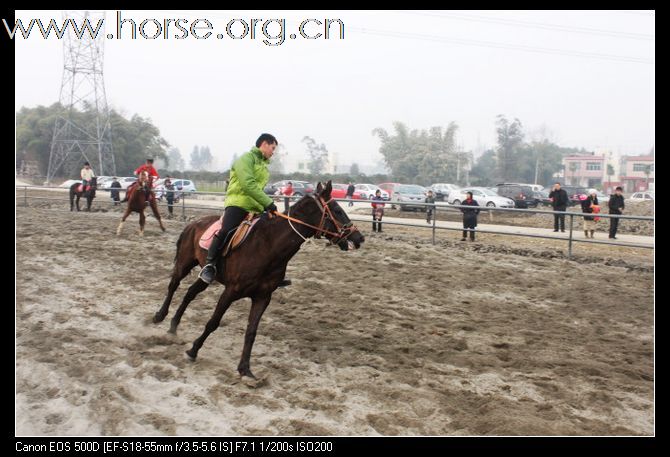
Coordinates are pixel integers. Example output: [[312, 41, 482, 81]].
[[256, 133, 278, 148], [146, 158, 154, 163]]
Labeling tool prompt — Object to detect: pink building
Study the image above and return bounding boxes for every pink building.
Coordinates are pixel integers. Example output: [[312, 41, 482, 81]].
[[619, 155, 654, 193], [563, 155, 605, 188]]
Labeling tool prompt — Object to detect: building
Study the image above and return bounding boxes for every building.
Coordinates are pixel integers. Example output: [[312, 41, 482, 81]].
[[562, 154, 605, 188], [561, 153, 655, 193], [619, 155, 654, 193]]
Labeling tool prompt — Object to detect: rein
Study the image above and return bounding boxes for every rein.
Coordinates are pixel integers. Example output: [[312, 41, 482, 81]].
[[271, 195, 358, 244]]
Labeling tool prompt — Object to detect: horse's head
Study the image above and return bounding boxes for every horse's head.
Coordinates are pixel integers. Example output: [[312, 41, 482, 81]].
[[308, 180, 364, 251], [139, 171, 149, 185], [89, 176, 97, 188]]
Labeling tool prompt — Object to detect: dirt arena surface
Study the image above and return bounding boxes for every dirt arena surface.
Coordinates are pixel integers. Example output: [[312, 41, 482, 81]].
[[16, 206, 654, 435]]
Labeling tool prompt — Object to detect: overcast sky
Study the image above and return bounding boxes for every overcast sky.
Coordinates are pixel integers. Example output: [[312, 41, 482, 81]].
[[14, 10, 655, 170]]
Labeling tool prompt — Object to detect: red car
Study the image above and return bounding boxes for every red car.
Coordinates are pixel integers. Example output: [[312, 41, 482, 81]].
[[331, 183, 363, 200]]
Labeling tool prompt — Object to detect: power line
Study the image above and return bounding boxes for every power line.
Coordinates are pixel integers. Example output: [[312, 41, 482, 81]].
[[402, 11, 654, 41], [348, 26, 653, 64]]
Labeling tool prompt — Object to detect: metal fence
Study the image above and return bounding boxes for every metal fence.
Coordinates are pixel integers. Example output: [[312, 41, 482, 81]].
[[16, 185, 653, 258]]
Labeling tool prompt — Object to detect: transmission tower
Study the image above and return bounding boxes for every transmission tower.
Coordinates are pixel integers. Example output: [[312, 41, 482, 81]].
[[47, 10, 115, 183]]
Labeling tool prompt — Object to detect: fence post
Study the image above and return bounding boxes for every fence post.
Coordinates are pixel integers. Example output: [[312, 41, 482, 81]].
[[24, 186, 28, 207], [181, 193, 186, 219], [432, 204, 436, 245], [568, 212, 574, 258]]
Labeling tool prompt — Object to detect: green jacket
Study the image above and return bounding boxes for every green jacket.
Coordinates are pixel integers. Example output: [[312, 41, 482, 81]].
[[224, 147, 274, 212]]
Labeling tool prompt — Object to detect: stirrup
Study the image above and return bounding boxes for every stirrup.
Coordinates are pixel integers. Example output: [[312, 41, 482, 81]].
[[198, 264, 217, 284]]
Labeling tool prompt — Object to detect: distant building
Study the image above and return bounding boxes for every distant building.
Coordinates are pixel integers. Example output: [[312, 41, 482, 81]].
[[562, 153, 655, 193], [562, 154, 605, 188], [619, 155, 654, 193]]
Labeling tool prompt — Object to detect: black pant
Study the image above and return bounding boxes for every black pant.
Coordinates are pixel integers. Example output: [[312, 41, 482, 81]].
[[427, 209, 433, 223], [347, 194, 354, 206], [609, 215, 620, 238], [463, 218, 476, 240], [166, 195, 174, 214], [207, 206, 249, 263], [284, 197, 290, 213], [372, 210, 383, 232], [553, 207, 566, 230]]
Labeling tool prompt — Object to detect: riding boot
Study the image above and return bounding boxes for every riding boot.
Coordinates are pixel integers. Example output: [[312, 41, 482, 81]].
[[198, 233, 226, 284]]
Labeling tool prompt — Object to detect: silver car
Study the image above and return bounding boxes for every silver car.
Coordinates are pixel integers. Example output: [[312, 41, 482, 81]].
[[395, 184, 429, 211], [449, 187, 515, 208]]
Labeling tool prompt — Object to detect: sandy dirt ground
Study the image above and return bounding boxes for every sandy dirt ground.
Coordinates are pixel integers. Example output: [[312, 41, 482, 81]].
[[16, 205, 654, 435]]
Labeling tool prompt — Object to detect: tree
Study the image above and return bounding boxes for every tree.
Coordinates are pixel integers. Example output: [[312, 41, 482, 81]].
[[568, 162, 578, 185], [643, 164, 652, 190], [16, 103, 169, 178], [190, 146, 201, 170], [469, 149, 497, 186], [200, 146, 213, 170], [167, 147, 185, 171], [302, 136, 329, 175], [607, 163, 615, 188], [495, 115, 524, 182], [372, 121, 458, 184], [350, 163, 360, 175]]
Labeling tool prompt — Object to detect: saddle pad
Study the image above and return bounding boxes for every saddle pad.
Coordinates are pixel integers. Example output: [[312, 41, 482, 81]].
[[199, 217, 223, 250], [198, 213, 260, 253]]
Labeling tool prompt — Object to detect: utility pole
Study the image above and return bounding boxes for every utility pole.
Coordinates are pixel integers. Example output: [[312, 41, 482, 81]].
[[47, 10, 115, 183]]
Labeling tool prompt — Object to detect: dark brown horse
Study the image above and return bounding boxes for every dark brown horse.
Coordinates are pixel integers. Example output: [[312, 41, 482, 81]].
[[152, 181, 364, 381], [69, 176, 97, 211], [116, 172, 166, 236]]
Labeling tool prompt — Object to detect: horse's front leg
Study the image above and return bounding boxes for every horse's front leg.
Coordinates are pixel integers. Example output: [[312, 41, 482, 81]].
[[186, 287, 238, 361], [116, 208, 131, 235], [237, 293, 272, 381], [75, 195, 81, 211], [139, 211, 146, 236]]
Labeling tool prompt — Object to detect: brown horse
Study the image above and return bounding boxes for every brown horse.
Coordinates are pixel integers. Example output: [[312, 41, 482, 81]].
[[116, 172, 166, 236], [152, 181, 364, 381], [69, 176, 97, 211]]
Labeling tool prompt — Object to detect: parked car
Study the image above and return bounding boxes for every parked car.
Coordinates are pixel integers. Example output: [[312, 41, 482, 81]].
[[59, 179, 81, 188], [533, 189, 553, 207], [630, 191, 654, 201], [449, 187, 516, 208], [329, 183, 363, 200], [263, 180, 314, 197], [560, 185, 589, 206], [495, 183, 537, 208], [429, 183, 460, 201], [354, 183, 390, 200], [170, 179, 197, 192], [395, 184, 429, 211], [112, 177, 138, 190]]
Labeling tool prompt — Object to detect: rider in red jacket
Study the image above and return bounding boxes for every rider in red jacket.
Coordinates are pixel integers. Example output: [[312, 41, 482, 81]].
[[131, 158, 160, 201]]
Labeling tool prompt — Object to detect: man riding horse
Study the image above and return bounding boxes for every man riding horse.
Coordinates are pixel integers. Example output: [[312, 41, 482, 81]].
[[125, 158, 159, 203], [198, 133, 290, 288]]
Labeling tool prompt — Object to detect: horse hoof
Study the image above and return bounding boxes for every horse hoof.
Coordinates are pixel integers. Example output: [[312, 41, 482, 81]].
[[240, 374, 263, 388], [152, 313, 165, 324], [185, 349, 197, 361], [167, 326, 177, 334]]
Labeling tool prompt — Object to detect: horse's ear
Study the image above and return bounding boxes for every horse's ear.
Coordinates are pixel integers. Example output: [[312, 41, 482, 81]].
[[316, 182, 324, 195], [323, 180, 332, 199]]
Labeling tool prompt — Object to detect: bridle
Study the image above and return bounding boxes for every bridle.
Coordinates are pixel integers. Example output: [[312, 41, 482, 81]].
[[271, 195, 359, 245]]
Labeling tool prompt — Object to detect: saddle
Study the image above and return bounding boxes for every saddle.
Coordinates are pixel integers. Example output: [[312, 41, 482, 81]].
[[199, 213, 260, 256], [77, 184, 91, 193]]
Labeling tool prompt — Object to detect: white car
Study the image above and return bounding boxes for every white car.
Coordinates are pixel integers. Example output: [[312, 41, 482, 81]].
[[630, 191, 654, 201], [354, 184, 390, 200], [449, 187, 516, 208]]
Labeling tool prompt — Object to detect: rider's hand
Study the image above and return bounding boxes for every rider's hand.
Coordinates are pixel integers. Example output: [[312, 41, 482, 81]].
[[265, 202, 278, 213]]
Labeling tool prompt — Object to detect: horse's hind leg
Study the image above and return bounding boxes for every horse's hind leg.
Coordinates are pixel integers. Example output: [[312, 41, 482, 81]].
[[185, 288, 237, 360], [75, 195, 81, 211], [237, 294, 272, 380], [152, 259, 198, 324], [69, 192, 74, 211], [168, 277, 209, 333], [150, 201, 166, 232], [116, 208, 131, 235]]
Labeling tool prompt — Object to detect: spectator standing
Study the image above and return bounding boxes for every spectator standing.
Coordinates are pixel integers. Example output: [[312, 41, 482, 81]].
[[549, 182, 569, 232], [460, 191, 480, 241], [608, 186, 625, 239], [371, 189, 385, 232]]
